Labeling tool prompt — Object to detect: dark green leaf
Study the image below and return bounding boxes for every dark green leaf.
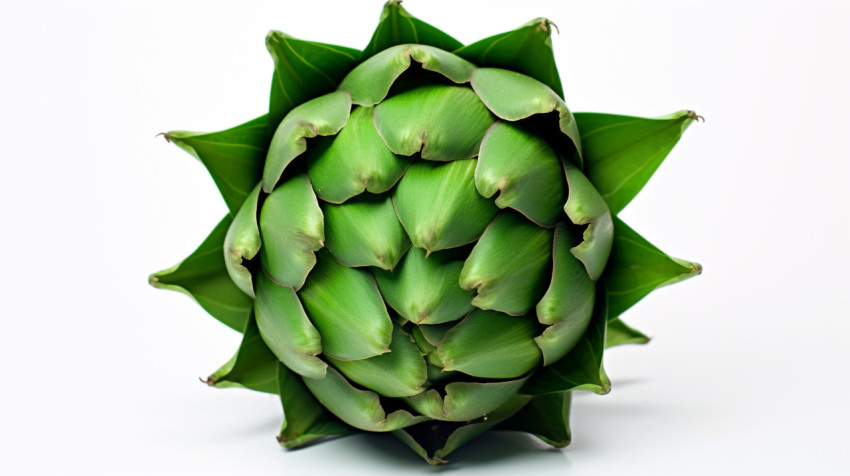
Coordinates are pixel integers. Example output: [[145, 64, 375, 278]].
[[206, 314, 278, 394], [497, 391, 571, 447], [606, 317, 650, 348], [362, 1, 463, 58], [164, 115, 268, 214], [149, 216, 251, 332]]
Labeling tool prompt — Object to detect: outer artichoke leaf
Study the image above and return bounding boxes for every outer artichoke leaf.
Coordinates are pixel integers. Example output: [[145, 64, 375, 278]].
[[339, 44, 475, 106], [563, 162, 613, 281], [373, 246, 474, 325], [363, 1, 463, 59], [459, 212, 553, 316], [471, 68, 581, 159], [476, 121, 567, 227], [373, 85, 494, 161], [437, 310, 541, 379], [305, 106, 411, 204], [298, 250, 393, 360], [393, 395, 531, 465], [606, 317, 651, 348], [223, 184, 262, 298], [149, 216, 251, 332], [266, 31, 360, 128], [605, 217, 702, 319], [405, 378, 527, 422], [329, 325, 427, 398], [302, 366, 429, 432], [534, 224, 596, 365], [496, 391, 571, 447], [323, 194, 410, 271], [258, 174, 324, 289], [262, 90, 352, 192], [255, 272, 326, 379], [163, 115, 269, 214], [522, 285, 610, 395], [575, 110, 698, 214], [392, 159, 498, 253], [277, 362, 357, 449], [206, 314, 278, 394], [454, 18, 564, 98]]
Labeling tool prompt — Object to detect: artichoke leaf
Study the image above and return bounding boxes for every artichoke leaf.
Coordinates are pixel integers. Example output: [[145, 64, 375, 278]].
[[298, 250, 393, 361], [606, 317, 651, 348], [563, 162, 613, 281], [266, 31, 360, 128], [205, 314, 278, 394], [437, 310, 541, 379], [404, 378, 527, 422], [259, 174, 324, 290], [263, 90, 352, 192], [163, 114, 268, 214], [604, 217, 702, 319], [362, 0, 463, 59], [223, 184, 262, 298], [374, 85, 494, 161], [459, 212, 553, 316], [454, 18, 564, 98], [305, 106, 412, 204], [303, 366, 428, 432], [149, 216, 251, 332], [277, 362, 356, 449], [496, 391, 571, 447], [255, 272, 326, 380], [476, 121, 567, 227], [575, 110, 699, 214]]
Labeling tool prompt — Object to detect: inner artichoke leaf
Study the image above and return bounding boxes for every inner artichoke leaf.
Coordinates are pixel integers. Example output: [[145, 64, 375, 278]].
[[339, 44, 475, 106], [262, 90, 352, 192], [522, 286, 610, 395], [604, 217, 702, 319], [471, 68, 581, 160], [362, 0, 463, 59], [373, 246, 474, 325], [163, 114, 268, 214], [305, 106, 411, 204], [223, 184, 262, 298], [393, 394, 531, 465], [302, 366, 429, 432], [149, 216, 252, 332], [298, 250, 393, 360], [476, 121, 566, 227], [277, 362, 356, 449], [323, 194, 410, 271], [328, 325, 427, 398], [437, 309, 541, 379], [459, 212, 553, 316], [205, 314, 279, 394], [605, 317, 651, 348], [404, 377, 527, 422], [575, 110, 698, 214], [496, 391, 571, 448], [266, 31, 360, 128], [255, 272, 326, 380], [393, 159, 497, 253], [563, 162, 613, 281], [258, 174, 325, 290], [454, 18, 564, 99], [373, 85, 494, 161]]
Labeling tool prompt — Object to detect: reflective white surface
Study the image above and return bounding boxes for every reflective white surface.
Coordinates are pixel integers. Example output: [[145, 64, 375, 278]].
[[2, 1, 849, 474]]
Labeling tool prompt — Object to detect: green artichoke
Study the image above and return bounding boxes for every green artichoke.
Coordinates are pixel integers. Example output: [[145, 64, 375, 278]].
[[150, 0, 701, 464]]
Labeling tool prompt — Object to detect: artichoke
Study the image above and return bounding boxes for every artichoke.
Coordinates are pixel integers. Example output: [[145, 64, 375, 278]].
[[150, 0, 701, 464]]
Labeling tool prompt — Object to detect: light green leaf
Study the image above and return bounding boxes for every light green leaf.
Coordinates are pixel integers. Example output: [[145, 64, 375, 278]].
[[405, 377, 527, 422], [362, 1, 463, 58], [605, 217, 701, 319], [164, 115, 268, 214], [563, 162, 613, 281], [149, 216, 251, 332], [205, 314, 278, 394], [223, 184, 262, 298], [497, 391, 571, 447], [263, 90, 352, 192], [606, 317, 651, 348], [323, 194, 410, 270], [575, 110, 698, 214]]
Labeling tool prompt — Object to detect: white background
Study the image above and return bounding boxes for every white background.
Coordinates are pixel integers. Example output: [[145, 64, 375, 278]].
[[2, 0, 849, 474]]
